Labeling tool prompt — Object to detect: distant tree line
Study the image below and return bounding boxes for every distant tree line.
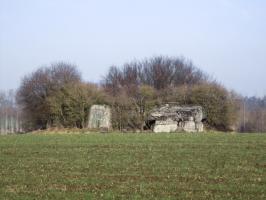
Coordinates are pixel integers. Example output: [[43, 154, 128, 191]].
[[0, 90, 22, 134], [238, 97, 266, 132], [1, 56, 265, 134]]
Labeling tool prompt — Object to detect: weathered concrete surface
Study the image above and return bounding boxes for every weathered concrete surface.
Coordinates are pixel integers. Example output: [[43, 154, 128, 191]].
[[195, 121, 204, 132], [147, 104, 204, 133], [88, 105, 111, 130], [183, 117, 196, 133], [153, 119, 178, 133]]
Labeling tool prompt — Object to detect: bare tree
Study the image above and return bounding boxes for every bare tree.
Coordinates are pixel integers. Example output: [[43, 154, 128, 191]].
[[16, 62, 82, 130], [0, 90, 22, 134], [103, 56, 208, 93], [239, 96, 266, 132]]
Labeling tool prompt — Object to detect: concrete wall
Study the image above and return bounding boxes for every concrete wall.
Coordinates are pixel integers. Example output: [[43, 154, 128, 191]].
[[88, 105, 111, 130]]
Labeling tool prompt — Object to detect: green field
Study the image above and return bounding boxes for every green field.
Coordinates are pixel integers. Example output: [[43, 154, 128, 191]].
[[0, 132, 265, 200]]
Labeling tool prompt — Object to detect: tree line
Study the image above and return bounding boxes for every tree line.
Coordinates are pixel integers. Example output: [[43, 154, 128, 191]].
[[0, 90, 22, 134], [239, 97, 266, 132], [0, 56, 265, 133]]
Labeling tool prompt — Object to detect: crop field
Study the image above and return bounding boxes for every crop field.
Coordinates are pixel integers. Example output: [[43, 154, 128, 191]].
[[0, 132, 265, 199]]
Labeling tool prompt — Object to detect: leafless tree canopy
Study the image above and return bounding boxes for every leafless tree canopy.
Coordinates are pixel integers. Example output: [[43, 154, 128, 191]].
[[16, 62, 83, 129], [0, 90, 22, 134], [239, 97, 266, 132], [103, 56, 208, 95]]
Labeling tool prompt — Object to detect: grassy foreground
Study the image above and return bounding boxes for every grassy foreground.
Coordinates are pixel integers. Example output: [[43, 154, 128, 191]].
[[0, 132, 265, 200]]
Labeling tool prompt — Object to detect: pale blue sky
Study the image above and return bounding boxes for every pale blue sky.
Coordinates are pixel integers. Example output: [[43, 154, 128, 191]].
[[0, 0, 265, 96]]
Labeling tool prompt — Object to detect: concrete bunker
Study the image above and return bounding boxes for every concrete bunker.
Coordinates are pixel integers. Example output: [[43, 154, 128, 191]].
[[146, 104, 205, 133]]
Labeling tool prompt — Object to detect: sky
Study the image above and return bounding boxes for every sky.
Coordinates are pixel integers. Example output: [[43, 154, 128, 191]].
[[0, 0, 265, 97]]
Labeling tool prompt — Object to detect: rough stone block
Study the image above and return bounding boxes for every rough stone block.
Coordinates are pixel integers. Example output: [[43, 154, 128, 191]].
[[153, 119, 178, 133], [88, 105, 111, 130]]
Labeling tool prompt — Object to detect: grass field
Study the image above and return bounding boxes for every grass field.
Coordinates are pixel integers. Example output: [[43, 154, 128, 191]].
[[0, 132, 265, 200]]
